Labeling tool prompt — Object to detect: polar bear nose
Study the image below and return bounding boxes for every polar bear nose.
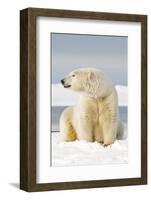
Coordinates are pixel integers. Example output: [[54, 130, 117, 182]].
[[61, 79, 65, 85]]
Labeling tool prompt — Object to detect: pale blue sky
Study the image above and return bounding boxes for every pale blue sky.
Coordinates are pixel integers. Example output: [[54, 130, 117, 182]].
[[51, 33, 127, 85]]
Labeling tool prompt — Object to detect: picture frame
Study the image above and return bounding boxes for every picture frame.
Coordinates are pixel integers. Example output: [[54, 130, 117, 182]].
[[20, 7, 147, 192]]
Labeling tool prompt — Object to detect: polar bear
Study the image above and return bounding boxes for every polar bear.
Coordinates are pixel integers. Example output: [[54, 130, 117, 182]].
[[60, 67, 123, 146]]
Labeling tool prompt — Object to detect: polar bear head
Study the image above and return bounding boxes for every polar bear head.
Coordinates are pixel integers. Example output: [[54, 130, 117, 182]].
[[61, 67, 114, 98]]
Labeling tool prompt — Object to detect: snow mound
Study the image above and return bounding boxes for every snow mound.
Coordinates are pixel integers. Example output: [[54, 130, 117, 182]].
[[52, 132, 128, 167], [52, 84, 127, 106], [52, 84, 78, 106], [115, 85, 128, 106]]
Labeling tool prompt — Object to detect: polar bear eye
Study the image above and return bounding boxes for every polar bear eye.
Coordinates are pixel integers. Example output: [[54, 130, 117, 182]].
[[72, 74, 75, 77]]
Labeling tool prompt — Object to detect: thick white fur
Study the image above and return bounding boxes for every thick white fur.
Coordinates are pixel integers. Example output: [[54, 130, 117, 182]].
[[60, 68, 123, 145]]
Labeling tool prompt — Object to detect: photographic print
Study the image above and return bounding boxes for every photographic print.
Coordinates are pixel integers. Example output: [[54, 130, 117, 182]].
[[51, 33, 128, 167]]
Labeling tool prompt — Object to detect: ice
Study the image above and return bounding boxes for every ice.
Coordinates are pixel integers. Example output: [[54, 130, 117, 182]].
[[52, 84, 128, 106]]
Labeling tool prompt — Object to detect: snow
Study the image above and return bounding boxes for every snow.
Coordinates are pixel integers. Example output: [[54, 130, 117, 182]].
[[52, 84, 127, 106], [116, 85, 128, 106], [52, 84, 79, 106], [52, 125, 128, 167]]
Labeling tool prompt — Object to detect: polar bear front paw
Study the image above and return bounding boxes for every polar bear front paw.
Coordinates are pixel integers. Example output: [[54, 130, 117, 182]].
[[103, 144, 112, 148]]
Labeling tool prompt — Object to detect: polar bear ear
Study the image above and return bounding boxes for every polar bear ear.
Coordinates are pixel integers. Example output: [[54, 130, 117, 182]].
[[88, 71, 95, 81]]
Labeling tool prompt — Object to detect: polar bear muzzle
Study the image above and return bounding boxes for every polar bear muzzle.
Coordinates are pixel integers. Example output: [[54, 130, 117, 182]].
[[61, 79, 71, 88]]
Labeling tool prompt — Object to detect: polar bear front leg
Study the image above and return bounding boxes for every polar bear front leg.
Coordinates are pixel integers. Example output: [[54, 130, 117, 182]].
[[102, 121, 118, 146], [76, 116, 94, 142], [102, 90, 119, 146]]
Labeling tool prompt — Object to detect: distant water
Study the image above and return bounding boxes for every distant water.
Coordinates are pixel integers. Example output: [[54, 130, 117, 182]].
[[51, 106, 127, 132]]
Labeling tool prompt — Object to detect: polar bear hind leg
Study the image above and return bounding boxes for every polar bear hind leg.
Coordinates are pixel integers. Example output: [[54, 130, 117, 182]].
[[60, 107, 76, 141], [117, 121, 124, 139]]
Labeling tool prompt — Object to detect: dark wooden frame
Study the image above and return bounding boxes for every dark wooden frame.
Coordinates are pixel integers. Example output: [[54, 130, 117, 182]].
[[20, 7, 147, 192]]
